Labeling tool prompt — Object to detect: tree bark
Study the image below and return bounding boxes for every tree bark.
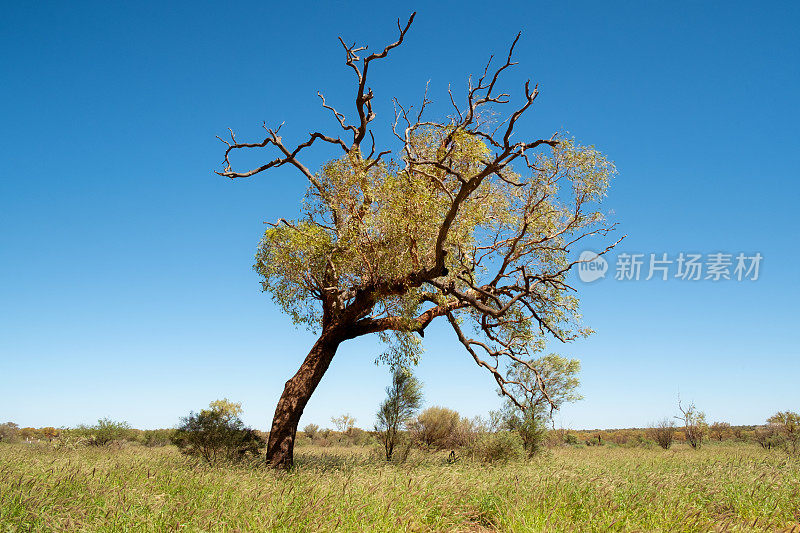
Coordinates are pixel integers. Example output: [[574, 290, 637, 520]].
[[265, 331, 342, 468]]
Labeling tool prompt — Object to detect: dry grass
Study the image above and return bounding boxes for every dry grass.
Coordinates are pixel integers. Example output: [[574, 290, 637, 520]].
[[1, 442, 799, 532]]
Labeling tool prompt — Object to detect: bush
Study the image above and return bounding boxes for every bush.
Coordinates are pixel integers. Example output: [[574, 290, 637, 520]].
[[754, 425, 780, 450], [768, 411, 800, 455], [345, 427, 373, 446], [411, 407, 467, 449], [303, 424, 320, 439], [709, 421, 731, 441], [648, 418, 676, 450], [172, 407, 262, 464], [564, 433, 579, 445], [468, 432, 524, 464], [142, 429, 174, 447], [502, 409, 546, 457], [77, 418, 133, 447], [0, 422, 19, 443], [375, 367, 423, 460]]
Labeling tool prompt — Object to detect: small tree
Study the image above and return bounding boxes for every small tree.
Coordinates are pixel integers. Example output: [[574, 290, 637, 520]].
[[648, 418, 676, 450], [767, 411, 800, 455], [500, 354, 582, 456], [675, 400, 707, 449], [754, 424, 779, 450], [303, 423, 320, 440], [331, 414, 356, 433], [172, 400, 262, 464], [375, 367, 423, 460], [79, 418, 132, 447], [709, 421, 731, 442], [0, 422, 19, 443]]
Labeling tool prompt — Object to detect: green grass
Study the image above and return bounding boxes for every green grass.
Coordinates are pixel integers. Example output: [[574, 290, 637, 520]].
[[1, 442, 798, 532]]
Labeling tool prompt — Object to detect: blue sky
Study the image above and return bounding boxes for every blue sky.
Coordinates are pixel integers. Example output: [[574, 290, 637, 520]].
[[1, 1, 798, 431]]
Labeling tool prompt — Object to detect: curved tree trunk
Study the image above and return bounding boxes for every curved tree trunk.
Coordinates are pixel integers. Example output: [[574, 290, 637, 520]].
[[265, 331, 342, 468]]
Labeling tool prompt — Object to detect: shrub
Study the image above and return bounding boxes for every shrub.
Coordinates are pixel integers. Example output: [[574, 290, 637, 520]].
[[303, 424, 320, 439], [754, 425, 780, 450], [77, 418, 133, 446], [468, 432, 524, 464], [375, 367, 423, 460], [171, 401, 263, 464], [676, 400, 707, 449], [142, 429, 174, 447], [331, 414, 356, 433], [648, 418, 676, 450], [709, 421, 731, 441], [767, 411, 800, 455], [0, 422, 19, 443], [411, 407, 465, 450], [503, 409, 546, 457], [345, 427, 373, 446]]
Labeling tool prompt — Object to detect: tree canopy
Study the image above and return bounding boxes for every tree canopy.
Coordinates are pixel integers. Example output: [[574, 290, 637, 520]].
[[216, 13, 618, 467]]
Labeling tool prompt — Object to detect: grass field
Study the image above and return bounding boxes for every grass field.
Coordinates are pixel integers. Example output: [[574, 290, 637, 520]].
[[1, 442, 798, 532]]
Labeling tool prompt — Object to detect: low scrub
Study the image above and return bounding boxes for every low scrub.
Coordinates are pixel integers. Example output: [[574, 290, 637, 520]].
[[171, 409, 262, 464], [467, 432, 525, 464]]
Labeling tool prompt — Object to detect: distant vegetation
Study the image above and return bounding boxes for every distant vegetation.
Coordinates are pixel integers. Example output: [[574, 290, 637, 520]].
[[2, 394, 798, 530], [2, 440, 798, 531]]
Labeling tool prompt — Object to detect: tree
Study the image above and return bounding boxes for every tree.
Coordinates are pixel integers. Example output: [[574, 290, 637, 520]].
[[675, 400, 707, 449], [78, 418, 132, 447], [330, 414, 356, 433], [767, 411, 800, 455], [217, 14, 617, 468], [172, 400, 262, 464], [375, 367, 423, 460], [647, 418, 676, 450], [303, 423, 320, 439], [208, 398, 244, 420], [40, 427, 58, 442], [499, 354, 582, 456], [754, 424, 780, 450], [0, 422, 19, 442]]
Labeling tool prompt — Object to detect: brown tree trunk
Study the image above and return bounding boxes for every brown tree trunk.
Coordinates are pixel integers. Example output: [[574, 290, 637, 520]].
[[265, 331, 342, 468]]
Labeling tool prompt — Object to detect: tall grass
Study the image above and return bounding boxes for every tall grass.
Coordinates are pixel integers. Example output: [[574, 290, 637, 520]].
[[1, 442, 798, 531]]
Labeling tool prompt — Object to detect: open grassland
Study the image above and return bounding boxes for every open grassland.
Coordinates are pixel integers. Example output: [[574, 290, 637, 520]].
[[1, 443, 798, 532]]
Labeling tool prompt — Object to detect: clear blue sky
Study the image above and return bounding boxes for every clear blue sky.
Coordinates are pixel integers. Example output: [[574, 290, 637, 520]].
[[2, 1, 798, 431]]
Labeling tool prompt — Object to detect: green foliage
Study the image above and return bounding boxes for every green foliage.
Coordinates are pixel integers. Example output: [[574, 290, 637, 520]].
[[303, 424, 320, 439], [141, 429, 175, 448], [563, 433, 579, 445], [76, 418, 133, 447], [0, 422, 20, 443], [171, 401, 262, 464], [467, 431, 525, 464], [375, 367, 424, 461], [208, 398, 243, 420], [253, 133, 615, 366], [767, 411, 800, 455], [411, 407, 468, 450], [503, 408, 547, 457], [499, 354, 582, 456]]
